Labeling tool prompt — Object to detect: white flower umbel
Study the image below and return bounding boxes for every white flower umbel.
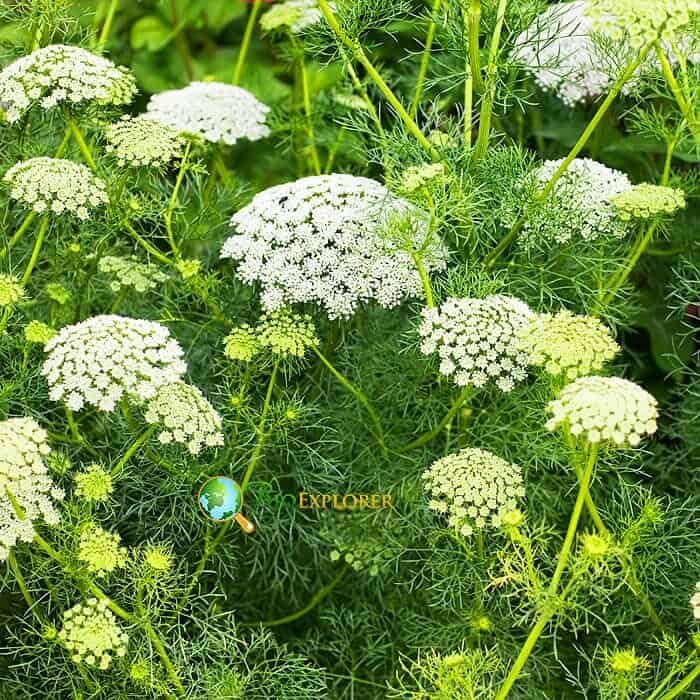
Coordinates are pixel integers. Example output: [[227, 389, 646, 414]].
[[0, 417, 63, 562], [512, 158, 633, 248], [144, 381, 224, 455], [261, 0, 327, 32], [546, 376, 658, 446], [691, 582, 700, 619], [145, 81, 270, 146], [98, 255, 167, 293], [422, 448, 526, 537], [4, 158, 108, 219], [0, 44, 136, 123], [418, 295, 533, 392], [42, 315, 187, 412], [221, 174, 448, 318], [104, 115, 186, 168]]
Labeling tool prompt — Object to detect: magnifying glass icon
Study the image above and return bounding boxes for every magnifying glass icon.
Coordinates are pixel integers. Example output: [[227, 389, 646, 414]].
[[198, 476, 255, 533]]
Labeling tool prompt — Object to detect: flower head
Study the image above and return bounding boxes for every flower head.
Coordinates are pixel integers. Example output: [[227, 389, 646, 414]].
[[98, 255, 167, 293], [511, 158, 633, 248], [144, 381, 224, 455], [24, 320, 56, 344], [0, 44, 136, 123], [78, 524, 127, 577], [610, 183, 686, 221], [4, 157, 108, 219], [257, 310, 319, 358], [0, 417, 63, 561], [400, 163, 446, 193], [691, 582, 700, 619], [261, 0, 326, 32], [221, 174, 447, 318], [104, 114, 186, 168], [143, 544, 174, 573], [42, 315, 187, 412], [518, 310, 620, 381], [418, 295, 533, 392], [0, 274, 25, 308], [45, 283, 70, 305], [422, 448, 526, 537], [146, 81, 270, 145], [546, 376, 658, 446], [607, 648, 650, 674], [224, 324, 260, 362], [59, 598, 128, 670], [74, 464, 113, 503], [175, 258, 201, 279]]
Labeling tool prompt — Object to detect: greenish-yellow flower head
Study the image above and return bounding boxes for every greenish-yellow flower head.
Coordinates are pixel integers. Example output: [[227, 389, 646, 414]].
[[98, 255, 167, 293], [143, 545, 174, 573], [175, 258, 202, 279], [518, 310, 620, 381], [105, 114, 186, 168], [257, 310, 319, 358], [77, 524, 128, 577], [260, 0, 325, 33], [45, 282, 70, 305], [0, 274, 25, 308], [74, 464, 113, 503], [581, 532, 613, 558], [610, 183, 686, 221], [608, 648, 649, 674], [224, 324, 260, 362], [24, 320, 56, 344], [401, 163, 445, 193]]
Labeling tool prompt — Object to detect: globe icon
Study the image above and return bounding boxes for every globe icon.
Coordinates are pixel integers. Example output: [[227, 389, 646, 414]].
[[198, 476, 242, 522]]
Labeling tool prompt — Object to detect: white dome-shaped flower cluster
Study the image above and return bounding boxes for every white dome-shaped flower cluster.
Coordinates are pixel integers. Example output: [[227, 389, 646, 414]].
[[422, 448, 526, 537], [145, 81, 270, 145], [0, 417, 63, 562], [42, 315, 187, 412], [59, 598, 128, 670], [221, 174, 448, 318], [418, 295, 533, 392], [261, 0, 326, 33], [4, 157, 108, 219], [512, 158, 633, 248], [546, 376, 658, 446], [98, 255, 167, 293], [144, 381, 224, 455], [104, 114, 186, 168], [0, 44, 136, 123], [518, 310, 620, 381], [77, 525, 128, 577]]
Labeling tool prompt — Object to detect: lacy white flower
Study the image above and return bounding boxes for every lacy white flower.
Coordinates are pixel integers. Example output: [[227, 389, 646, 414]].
[[224, 324, 261, 362], [518, 310, 620, 380], [146, 81, 270, 145], [78, 525, 127, 577], [511, 158, 633, 248], [42, 315, 187, 412], [144, 381, 224, 455], [104, 115, 185, 168], [74, 463, 113, 503], [24, 320, 56, 344], [261, 0, 326, 32], [691, 581, 700, 619], [422, 448, 526, 537], [59, 598, 128, 670], [4, 157, 108, 219], [0, 44, 136, 123], [400, 163, 446, 193], [610, 183, 686, 221], [221, 174, 448, 318], [546, 376, 658, 446], [0, 417, 63, 562], [418, 295, 533, 392], [0, 274, 24, 308], [98, 255, 167, 293], [257, 310, 319, 358]]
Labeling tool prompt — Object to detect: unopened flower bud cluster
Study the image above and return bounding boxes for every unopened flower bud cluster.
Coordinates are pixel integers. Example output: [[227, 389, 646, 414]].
[[518, 310, 620, 380], [0, 417, 63, 561], [144, 380, 224, 455], [78, 525, 128, 577], [98, 255, 167, 293], [418, 295, 532, 392], [261, 0, 326, 32], [74, 463, 113, 503], [42, 315, 187, 412], [422, 448, 526, 537], [24, 320, 56, 344], [401, 163, 445, 193], [105, 114, 186, 168], [546, 376, 658, 446], [146, 81, 270, 145], [58, 598, 128, 670], [221, 174, 447, 318], [4, 157, 108, 219], [224, 324, 260, 362], [0, 44, 136, 123], [0, 274, 24, 308], [610, 184, 686, 221]]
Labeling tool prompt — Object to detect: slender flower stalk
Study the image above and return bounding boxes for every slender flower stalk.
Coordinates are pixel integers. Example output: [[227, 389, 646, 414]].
[[95, 0, 120, 53], [21, 216, 49, 285], [409, 0, 444, 118], [233, 0, 263, 86], [67, 117, 98, 172], [649, 659, 700, 700], [467, 0, 483, 94], [110, 426, 157, 477], [165, 141, 192, 260], [297, 44, 322, 175]]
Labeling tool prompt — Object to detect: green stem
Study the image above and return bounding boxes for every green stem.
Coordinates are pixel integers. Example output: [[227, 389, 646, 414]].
[[110, 427, 155, 477], [21, 216, 49, 285], [298, 51, 322, 175], [409, 0, 444, 118], [67, 118, 97, 172], [232, 0, 263, 86], [411, 252, 435, 307], [96, 0, 119, 53], [122, 220, 175, 267], [317, 0, 439, 159], [467, 0, 483, 93], [312, 347, 387, 454], [165, 141, 192, 261], [654, 661, 700, 700], [241, 568, 347, 627], [1, 211, 37, 259], [397, 386, 471, 453], [8, 551, 35, 609]]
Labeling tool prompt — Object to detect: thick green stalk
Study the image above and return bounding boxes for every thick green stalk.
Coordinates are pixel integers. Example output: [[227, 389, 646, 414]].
[[165, 141, 192, 260], [232, 0, 263, 85], [67, 118, 97, 172], [317, 0, 439, 159], [467, 0, 483, 93], [654, 662, 700, 700], [96, 0, 119, 53], [1, 211, 36, 259], [409, 0, 444, 118], [411, 251, 435, 307], [110, 426, 156, 477], [8, 551, 35, 609], [21, 216, 49, 285], [122, 220, 175, 267]]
